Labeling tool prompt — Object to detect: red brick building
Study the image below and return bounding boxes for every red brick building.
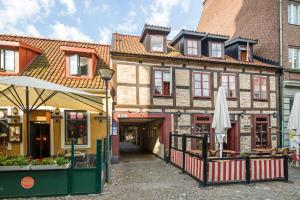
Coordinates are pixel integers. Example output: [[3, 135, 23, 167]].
[[197, 0, 300, 147]]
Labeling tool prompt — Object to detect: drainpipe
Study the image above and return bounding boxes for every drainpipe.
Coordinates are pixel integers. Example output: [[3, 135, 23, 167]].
[[279, 0, 284, 147]]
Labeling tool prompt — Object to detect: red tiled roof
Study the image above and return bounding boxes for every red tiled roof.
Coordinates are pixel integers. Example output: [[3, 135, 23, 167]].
[[0, 34, 110, 89], [111, 33, 277, 68]]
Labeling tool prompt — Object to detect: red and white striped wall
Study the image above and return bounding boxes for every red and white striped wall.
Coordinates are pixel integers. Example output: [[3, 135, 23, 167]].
[[251, 158, 284, 180], [171, 149, 183, 168], [184, 154, 204, 181], [208, 160, 246, 183]]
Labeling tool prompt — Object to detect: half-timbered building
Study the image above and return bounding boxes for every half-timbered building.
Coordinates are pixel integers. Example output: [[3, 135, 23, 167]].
[[110, 24, 280, 162]]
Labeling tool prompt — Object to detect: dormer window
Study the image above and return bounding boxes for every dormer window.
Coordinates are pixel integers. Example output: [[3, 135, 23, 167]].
[[0, 49, 15, 72], [211, 42, 223, 58], [151, 35, 164, 52], [187, 40, 198, 56], [240, 46, 248, 61], [70, 54, 88, 76], [60, 46, 99, 79]]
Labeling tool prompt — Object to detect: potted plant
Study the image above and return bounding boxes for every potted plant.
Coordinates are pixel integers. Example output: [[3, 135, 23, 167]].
[[0, 156, 30, 171], [55, 157, 70, 168], [30, 158, 57, 170]]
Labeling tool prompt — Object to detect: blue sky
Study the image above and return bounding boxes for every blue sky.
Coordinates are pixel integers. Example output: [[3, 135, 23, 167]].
[[0, 0, 203, 44]]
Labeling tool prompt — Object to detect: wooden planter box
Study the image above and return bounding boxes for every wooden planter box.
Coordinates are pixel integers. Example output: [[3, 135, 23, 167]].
[[0, 166, 30, 171], [30, 163, 69, 170]]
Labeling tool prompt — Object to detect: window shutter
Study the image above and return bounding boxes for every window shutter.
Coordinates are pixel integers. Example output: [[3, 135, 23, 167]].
[[70, 54, 78, 75], [4, 50, 15, 71], [170, 68, 173, 95], [0, 50, 4, 70]]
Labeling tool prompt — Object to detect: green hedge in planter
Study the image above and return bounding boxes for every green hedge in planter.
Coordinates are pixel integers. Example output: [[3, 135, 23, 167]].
[[0, 156, 29, 166], [0, 156, 69, 167]]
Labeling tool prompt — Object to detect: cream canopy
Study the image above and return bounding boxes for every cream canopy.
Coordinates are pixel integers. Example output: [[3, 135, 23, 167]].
[[0, 76, 103, 155], [0, 76, 103, 112]]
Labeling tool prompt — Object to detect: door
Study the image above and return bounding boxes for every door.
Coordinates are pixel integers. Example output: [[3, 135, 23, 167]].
[[253, 115, 270, 148], [30, 122, 50, 158], [224, 123, 239, 151]]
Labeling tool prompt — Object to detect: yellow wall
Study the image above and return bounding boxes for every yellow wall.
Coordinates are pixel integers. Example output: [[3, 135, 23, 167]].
[[5, 111, 107, 156]]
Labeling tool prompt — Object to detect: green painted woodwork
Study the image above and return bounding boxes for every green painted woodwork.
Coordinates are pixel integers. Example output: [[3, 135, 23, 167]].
[[0, 138, 107, 198]]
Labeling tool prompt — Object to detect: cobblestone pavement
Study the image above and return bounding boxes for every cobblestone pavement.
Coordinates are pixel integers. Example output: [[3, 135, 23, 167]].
[[8, 154, 300, 200]]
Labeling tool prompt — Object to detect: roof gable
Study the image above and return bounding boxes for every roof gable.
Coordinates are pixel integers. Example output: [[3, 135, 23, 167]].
[[0, 34, 110, 89]]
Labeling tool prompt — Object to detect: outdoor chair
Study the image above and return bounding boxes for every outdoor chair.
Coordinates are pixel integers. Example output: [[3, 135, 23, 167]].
[[76, 154, 93, 168], [269, 148, 277, 156], [290, 152, 300, 167], [277, 148, 289, 156]]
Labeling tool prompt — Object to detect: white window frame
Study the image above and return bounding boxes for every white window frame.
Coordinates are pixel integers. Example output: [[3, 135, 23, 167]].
[[69, 54, 89, 76], [211, 42, 223, 58], [0, 49, 15, 72], [289, 47, 300, 69], [187, 40, 198, 56], [151, 35, 164, 52], [289, 2, 300, 25], [61, 109, 91, 149]]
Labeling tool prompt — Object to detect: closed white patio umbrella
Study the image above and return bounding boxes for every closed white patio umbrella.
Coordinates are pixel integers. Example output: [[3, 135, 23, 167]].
[[212, 85, 231, 158], [287, 93, 300, 166], [0, 76, 103, 155]]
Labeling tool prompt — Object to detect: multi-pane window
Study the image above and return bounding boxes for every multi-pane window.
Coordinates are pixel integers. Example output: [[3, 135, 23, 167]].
[[187, 40, 198, 56], [254, 116, 270, 148], [289, 47, 300, 69], [154, 70, 171, 96], [221, 74, 236, 98], [253, 76, 268, 100], [194, 72, 210, 97], [65, 111, 88, 145], [151, 35, 164, 52], [288, 3, 300, 25], [211, 43, 222, 58], [194, 115, 212, 147], [69, 54, 88, 76], [0, 49, 15, 72]]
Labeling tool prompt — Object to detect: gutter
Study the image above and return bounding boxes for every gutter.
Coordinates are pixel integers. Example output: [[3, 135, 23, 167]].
[[279, 0, 284, 147]]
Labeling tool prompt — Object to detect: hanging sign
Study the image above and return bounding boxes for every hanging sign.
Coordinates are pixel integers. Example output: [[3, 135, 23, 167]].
[[112, 121, 118, 136], [20, 176, 35, 189]]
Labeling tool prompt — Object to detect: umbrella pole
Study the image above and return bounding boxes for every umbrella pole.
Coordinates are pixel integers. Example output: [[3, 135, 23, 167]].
[[26, 87, 30, 156], [220, 142, 223, 158]]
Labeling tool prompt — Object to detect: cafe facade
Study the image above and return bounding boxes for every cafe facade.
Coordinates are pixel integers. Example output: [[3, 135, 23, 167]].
[[110, 24, 281, 162], [0, 35, 110, 158]]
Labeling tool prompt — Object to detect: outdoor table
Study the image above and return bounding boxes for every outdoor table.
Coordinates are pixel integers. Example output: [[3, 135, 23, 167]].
[[252, 148, 273, 155], [64, 152, 85, 158], [222, 150, 237, 157], [188, 150, 202, 155]]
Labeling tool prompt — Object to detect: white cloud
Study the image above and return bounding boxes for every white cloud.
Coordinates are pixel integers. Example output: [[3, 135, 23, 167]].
[[145, 0, 191, 26], [26, 25, 41, 37], [99, 27, 111, 44], [101, 4, 110, 11], [84, 0, 91, 9], [0, 0, 54, 36], [59, 0, 76, 15], [50, 22, 92, 42], [117, 11, 138, 33]]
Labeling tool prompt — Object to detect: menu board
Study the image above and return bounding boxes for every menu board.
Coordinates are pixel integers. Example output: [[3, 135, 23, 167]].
[[8, 124, 21, 142]]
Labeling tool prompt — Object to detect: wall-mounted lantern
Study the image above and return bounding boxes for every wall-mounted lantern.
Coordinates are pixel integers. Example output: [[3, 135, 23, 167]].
[[239, 111, 245, 119], [51, 108, 62, 122], [12, 107, 18, 115], [93, 112, 106, 122]]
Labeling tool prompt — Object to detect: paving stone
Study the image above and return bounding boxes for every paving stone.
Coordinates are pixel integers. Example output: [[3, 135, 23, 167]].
[[6, 155, 300, 200]]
